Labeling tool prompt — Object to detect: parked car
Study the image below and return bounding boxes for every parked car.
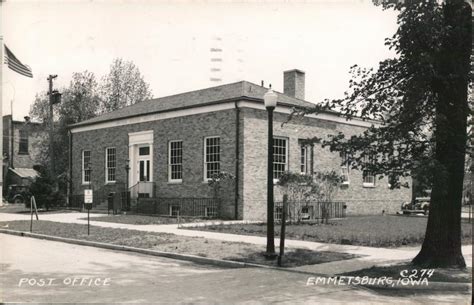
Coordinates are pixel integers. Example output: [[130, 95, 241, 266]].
[[6, 184, 31, 204], [401, 196, 430, 215]]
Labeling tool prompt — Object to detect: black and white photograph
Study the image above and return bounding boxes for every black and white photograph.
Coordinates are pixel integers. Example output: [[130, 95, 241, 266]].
[[0, 0, 472, 304]]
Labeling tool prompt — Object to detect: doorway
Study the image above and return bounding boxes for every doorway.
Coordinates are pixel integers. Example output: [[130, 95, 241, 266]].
[[137, 146, 151, 182]]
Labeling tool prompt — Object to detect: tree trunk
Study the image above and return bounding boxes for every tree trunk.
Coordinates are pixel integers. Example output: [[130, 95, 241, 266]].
[[412, 0, 471, 268]]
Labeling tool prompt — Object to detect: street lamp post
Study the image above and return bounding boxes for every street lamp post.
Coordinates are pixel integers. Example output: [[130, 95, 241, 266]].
[[85, 162, 92, 235], [264, 88, 278, 259], [125, 159, 130, 211]]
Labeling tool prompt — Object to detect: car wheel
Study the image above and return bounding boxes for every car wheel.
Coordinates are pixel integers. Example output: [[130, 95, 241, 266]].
[[423, 206, 429, 215], [13, 197, 24, 204]]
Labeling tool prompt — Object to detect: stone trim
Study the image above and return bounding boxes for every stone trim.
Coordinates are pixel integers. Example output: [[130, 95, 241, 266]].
[[70, 100, 378, 134]]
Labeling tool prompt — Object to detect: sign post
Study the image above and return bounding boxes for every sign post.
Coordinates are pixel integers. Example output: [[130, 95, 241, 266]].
[[84, 189, 93, 235], [278, 194, 288, 267], [29, 196, 39, 233]]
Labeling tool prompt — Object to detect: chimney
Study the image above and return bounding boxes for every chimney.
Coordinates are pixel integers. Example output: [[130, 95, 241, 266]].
[[283, 69, 305, 100]]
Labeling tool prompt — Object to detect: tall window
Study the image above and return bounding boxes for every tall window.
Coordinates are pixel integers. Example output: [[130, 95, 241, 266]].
[[300, 144, 308, 174], [204, 137, 220, 180], [340, 151, 350, 185], [106, 147, 116, 183], [169, 140, 183, 182], [362, 154, 375, 187], [19, 130, 28, 154], [273, 137, 288, 180], [82, 150, 91, 184]]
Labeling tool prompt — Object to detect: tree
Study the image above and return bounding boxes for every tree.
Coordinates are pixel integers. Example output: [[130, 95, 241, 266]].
[[292, 0, 471, 267], [208, 172, 236, 219], [277, 172, 313, 223], [99, 58, 153, 113], [311, 171, 343, 224], [277, 171, 342, 223], [58, 71, 101, 125], [30, 93, 53, 124], [29, 71, 101, 189]]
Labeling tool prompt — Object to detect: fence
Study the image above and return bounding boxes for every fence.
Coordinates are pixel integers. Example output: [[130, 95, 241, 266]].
[[69, 186, 126, 211], [136, 197, 219, 218], [68, 194, 84, 210], [274, 201, 346, 222]]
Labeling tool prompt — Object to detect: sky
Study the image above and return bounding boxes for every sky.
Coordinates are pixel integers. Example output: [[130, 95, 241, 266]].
[[1, 0, 398, 121]]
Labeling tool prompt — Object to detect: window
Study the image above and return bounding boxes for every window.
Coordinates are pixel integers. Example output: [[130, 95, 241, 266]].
[[388, 172, 401, 188], [275, 206, 283, 221], [300, 145, 308, 174], [273, 137, 288, 181], [301, 206, 313, 220], [106, 147, 116, 183], [340, 151, 350, 185], [169, 140, 183, 182], [139, 146, 150, 156], [341, 167, 350, 185], [170, 205, 181, 217], [205, 206, 217, 218], [204, 137, 220, 180], [362, 154, 375, 187], [19, 130, 28, 154], [82, 150, 91, 184], [363, 170, 375, 187]]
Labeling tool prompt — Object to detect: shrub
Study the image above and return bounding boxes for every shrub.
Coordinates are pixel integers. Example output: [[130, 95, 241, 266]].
[[28, 165, 65, 210]]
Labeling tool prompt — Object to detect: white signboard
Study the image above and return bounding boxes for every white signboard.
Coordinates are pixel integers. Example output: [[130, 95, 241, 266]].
[[84, 189, 93, 204]]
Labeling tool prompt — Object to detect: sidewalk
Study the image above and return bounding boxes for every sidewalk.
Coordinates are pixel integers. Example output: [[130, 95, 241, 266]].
[[0, 211, 472, 275]]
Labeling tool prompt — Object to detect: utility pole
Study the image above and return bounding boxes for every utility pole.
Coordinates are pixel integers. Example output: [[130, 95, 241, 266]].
[[47, 74, 58, 179], [10, 100, 13, 169]]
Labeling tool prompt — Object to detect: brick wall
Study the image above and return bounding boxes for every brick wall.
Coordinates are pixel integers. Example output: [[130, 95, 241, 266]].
[[283, 70, 305, 100], [2, 116, 46, 169], [71, 109, 241, 219], [241, 108, 411, 220], [71, 105, 411, 221]]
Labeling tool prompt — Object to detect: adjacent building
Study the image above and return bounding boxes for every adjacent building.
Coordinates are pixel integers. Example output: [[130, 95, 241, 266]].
[[2, 115, 46, 194], [68, 70, 411, 219]]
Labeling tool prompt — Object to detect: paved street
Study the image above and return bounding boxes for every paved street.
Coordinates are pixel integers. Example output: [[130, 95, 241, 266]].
[[0, 234, 470, 304]]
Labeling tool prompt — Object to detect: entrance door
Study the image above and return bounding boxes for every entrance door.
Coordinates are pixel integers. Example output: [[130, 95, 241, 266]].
[[137, 146, 151, 182], [138, 159, 150, 182], [128, 130, 154, 199]]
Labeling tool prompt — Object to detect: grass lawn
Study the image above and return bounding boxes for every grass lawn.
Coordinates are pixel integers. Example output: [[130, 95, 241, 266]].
[[83, 214, 206, 225], [340, 263, 472, 283], [0, 220, 357, 268], [192, 215, 473, 248], [0, 204, 75, 214]]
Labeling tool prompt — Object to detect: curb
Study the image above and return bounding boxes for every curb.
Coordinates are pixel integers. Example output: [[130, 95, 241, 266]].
[[0, 229, 322, 276], [0, 228, 248, 269]]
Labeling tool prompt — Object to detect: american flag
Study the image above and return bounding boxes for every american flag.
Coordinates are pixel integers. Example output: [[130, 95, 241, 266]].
[[3, 45, 33, 78]]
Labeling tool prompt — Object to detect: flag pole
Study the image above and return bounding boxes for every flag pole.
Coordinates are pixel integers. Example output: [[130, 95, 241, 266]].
[[0, 0, 4, 203], [0, 35, 4, 203]]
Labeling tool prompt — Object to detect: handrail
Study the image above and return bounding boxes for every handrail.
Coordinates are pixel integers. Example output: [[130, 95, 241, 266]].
[[129, 181, 155, 199]]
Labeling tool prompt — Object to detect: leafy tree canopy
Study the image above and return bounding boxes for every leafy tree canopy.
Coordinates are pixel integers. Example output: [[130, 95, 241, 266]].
[[99, 58, 153, 113], [292, 0, 471, 185], [28, 59, 153, 184]]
